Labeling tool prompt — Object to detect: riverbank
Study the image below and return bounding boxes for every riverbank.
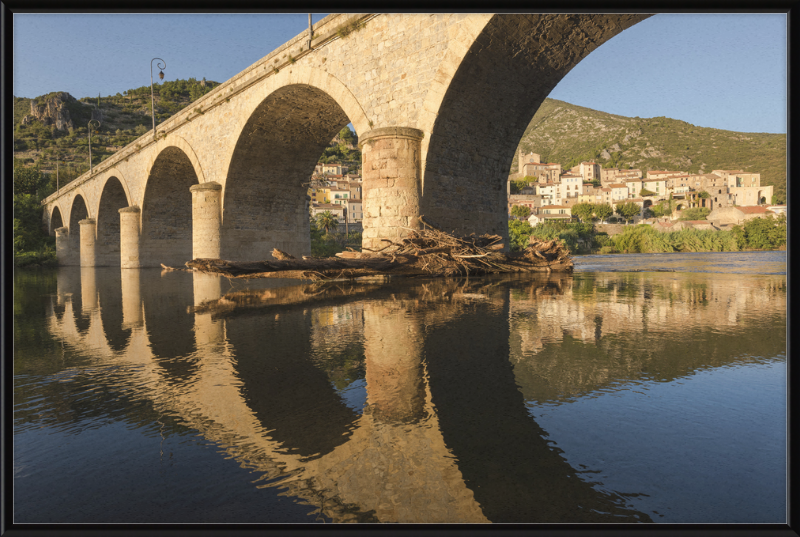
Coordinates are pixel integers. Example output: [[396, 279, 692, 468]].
[[510, 218, 786, 256]]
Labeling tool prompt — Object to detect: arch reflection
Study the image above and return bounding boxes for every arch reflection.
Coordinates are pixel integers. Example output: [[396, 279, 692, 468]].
[[38, 269, 785, 523]]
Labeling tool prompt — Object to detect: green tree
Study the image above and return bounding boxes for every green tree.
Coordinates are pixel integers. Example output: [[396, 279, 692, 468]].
[[571, 202, 595, 223], [740, 216, 785, 250], [316, 211, 339, 234], [639, 188, 657, 197], [508, 219, 534, 251], [510, 205, 531, 218], [677, 207, 710, 221], [593, 203, 613, 223], [615, 202, 641, 223], [13, 162, 47, 196], [696, 190, 710, 199], [510, 177, 534, 194], [338, 126, 356, 146]]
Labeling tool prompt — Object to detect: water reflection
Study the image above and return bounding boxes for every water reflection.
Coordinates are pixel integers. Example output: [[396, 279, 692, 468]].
[[19, 266, 786, 523]]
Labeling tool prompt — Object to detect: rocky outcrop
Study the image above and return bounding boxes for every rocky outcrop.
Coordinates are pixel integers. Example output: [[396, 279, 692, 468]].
[[22, 92, 75, 131]]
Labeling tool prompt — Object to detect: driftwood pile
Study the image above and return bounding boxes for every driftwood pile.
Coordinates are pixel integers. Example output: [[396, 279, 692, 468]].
[[181, 228, 572, 281]]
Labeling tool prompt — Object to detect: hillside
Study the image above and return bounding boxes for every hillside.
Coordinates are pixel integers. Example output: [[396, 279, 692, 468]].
[[13, 78, 219, 184], [13, 77, 361, 186], [512, 98, 786, 203]]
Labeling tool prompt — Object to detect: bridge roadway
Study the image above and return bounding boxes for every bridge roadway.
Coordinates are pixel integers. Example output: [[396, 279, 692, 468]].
[[41, 13, 649, 267], [44, 268, 657, 522]]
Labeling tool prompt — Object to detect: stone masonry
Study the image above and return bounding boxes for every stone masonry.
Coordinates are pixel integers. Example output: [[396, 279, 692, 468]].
[[42, 13, 650, 266]]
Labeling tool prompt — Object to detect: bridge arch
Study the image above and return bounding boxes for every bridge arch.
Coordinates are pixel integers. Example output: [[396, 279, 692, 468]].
[[220, 72, 368, 260], [140, 145, 201, 267], [65, 189, 90, 266], [49, 204, 65, 235], [419, 14, 649, 239], [96, 173, 132, 266]]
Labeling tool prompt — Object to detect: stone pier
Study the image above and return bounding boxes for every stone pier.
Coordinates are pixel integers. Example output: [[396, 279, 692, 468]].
[[79, 219, 96, 267], [190, 182, 222, 260], [360, 127, 423, 252], [119, 206, 141, 269], [55, 227, 73, 266]]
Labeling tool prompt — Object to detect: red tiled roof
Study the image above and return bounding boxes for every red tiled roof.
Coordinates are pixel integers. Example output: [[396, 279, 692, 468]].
[[608, 183, 627, 188], [738, 206, 773, 214], [685, 220, 711, 225]]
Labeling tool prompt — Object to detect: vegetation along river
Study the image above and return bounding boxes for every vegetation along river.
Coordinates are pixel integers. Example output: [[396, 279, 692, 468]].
[[13, 251, 786, 524]]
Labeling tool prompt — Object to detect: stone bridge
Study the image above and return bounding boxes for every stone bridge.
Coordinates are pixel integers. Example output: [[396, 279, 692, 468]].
[[41, 13, 649, 267]]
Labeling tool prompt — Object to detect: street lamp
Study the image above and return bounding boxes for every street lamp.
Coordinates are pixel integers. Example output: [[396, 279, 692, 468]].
[[151, 58, 166, 140], [87, 119, 100, 174]]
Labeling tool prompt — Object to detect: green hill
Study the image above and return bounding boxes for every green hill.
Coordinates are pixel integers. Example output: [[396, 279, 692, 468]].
[[13, 78, 219, 184], [513, 98, 786, 203]]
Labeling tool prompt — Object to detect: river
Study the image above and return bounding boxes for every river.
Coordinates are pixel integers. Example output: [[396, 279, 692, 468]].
[[12, 251, 786, 524]]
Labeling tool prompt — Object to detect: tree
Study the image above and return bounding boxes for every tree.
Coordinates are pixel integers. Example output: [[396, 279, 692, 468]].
[[13, 160, 46, 196], [508, 219, 534, 251], [615, 201, 641, 223], [571, 202, 595, 223], [593, 203, 613, 223], [741, 216, 785, 250], [338, 126, 356, 146], [510, 177, 534, 194], [316, 211, 339, 234], [677, 207, 710, 221], [696, 190, 710, 199], [510, 205, 531, 218], [639, 188, 657, 197]]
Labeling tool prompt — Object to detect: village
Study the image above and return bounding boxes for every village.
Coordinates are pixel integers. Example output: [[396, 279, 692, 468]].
[[508, 150, 786, 231], [305, 146, 786, 237]]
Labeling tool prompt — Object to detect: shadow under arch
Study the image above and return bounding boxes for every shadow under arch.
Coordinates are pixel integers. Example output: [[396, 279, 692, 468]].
[[49, 205, 64, 236], [220, 84, 353, 261], [141, 146, 199, 267], [66, 194, 89, 266], [96, 177, 130, 267], [419, 14, 649, 239], [225, 304, 360, 460]]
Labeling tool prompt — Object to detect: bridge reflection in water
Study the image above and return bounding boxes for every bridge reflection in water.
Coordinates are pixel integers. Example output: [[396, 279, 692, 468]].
[[38, 267, 785, 523]]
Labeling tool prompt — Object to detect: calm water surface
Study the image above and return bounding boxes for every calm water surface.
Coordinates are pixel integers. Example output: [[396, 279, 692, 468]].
[[13, 251, 787, 523]]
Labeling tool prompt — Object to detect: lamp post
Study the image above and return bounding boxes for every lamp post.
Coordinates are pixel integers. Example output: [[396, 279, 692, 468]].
[[87, 119, 100, 174], [151, 58, 166, 140]]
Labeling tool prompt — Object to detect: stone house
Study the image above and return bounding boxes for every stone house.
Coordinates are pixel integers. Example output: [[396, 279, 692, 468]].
[[608, 183, 629, 202], [625, 178, 643, 198], [348, 182, 363, 200], [560, 174, 583, 203], [521, 162, 562, 183], [328, 188, 351, 206], [601, 168, 642, 183], [311, 202, 346, 219], [537, 183, 559, 205], [346, 200, 363, 222], [570, 161, 600, 182], [711, 170, 761, 188], [729, 185, 773, 207], [707, 206, 775, 226], [646, 170, 686, 180], [641, 178, 666, 197]]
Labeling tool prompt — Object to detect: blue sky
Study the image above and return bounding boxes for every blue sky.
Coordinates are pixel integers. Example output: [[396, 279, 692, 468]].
[[13, 13, 787, 134]]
